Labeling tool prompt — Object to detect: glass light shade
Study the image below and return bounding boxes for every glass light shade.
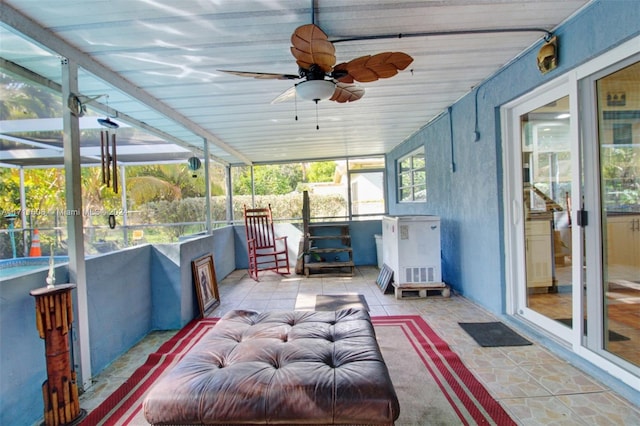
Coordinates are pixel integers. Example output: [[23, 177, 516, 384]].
[[295, 80, 336, 101]]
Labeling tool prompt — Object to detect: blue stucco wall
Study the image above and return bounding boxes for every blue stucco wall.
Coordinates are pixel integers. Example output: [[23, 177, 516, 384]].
[[234, 223, 303, 270], [234, 220, 381, 269], [149, 229, 235, 330], [209, 225, 237, 279], [150, 243, 184, 329], [86, 246, 153, 375], [350, 220, 382, 266], [0, 227, 236, 426], [0, 265, 69, 426], [386, 0, 640, 314]]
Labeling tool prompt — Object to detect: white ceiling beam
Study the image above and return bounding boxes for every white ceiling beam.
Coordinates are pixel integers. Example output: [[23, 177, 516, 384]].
[[0, 133, 63, 150], [0, 4, 252, 165], [1, 52, 230, 166], [0, 117, 131, 132], [0, 148, 65, 160]]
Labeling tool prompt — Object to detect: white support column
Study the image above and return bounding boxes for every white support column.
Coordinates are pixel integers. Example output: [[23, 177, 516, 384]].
[[120, 166, 128, 245], [61, 58, 92, 390], [19, 168, 27, 256], [225, 166, 233, 223], [203, 138, 212, 233], [250, 166, 255, 208]]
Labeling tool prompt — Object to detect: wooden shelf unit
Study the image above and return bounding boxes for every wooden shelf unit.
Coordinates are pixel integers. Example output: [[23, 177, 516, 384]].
[[304, 223, 355, 277]]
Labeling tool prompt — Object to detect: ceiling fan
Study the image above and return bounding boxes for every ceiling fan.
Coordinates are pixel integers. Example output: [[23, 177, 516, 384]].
[[219, 24, 413, 104]]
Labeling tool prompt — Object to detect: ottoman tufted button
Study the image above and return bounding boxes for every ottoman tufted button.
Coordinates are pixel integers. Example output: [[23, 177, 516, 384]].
[[323, 355, 336, 368], [217, 357, 226, 368]]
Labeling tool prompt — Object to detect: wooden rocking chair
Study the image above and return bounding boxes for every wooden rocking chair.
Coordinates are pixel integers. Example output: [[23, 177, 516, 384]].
[[243, 204, 290, 281]]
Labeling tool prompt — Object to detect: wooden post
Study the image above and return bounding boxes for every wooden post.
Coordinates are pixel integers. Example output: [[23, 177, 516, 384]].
[[30, 284, 85, 425]]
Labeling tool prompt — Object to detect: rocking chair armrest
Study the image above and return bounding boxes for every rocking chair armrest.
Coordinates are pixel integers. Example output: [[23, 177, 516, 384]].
[[274, 236, 288, 242]]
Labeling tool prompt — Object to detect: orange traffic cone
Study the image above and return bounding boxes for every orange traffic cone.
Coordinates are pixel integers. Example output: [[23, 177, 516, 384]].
[[29, 229, 42, 257]]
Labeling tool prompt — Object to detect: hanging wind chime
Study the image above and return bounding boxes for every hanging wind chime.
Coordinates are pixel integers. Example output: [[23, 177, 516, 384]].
[[98, 99, 120, 193]]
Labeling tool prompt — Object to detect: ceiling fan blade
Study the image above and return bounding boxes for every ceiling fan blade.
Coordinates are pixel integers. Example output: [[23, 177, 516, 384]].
[[366, 52, 413, 78], [344, 52, 414, 83], [290, 24, 336, 73], [271, 86, 297, 104], [345, 55, 377, 82], [332, 63, 354, 83], [218, 70, 299, 80], [330, 83, 365, 103]]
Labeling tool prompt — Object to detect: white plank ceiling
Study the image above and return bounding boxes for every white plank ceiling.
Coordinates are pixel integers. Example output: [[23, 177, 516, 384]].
[[0, 0, 590, 167]]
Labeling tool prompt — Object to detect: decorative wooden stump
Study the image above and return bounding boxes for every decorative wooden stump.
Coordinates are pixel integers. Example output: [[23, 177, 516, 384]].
[[30, 284, 84, 426]]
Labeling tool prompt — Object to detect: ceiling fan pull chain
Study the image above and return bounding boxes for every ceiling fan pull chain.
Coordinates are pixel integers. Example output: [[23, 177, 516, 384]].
[[315, 100, 319, 130], [295, 93, 298, 121]]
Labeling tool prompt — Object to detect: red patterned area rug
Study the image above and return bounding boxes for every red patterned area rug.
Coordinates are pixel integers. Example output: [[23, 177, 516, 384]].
[[81, 315, 516, 425]]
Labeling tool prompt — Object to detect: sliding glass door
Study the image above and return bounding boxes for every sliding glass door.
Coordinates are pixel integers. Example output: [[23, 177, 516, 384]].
[[586, 58, 640, 367], [503, 85, 579, 343], [520, 95, 575, 326], [504, 53, 640, 375]]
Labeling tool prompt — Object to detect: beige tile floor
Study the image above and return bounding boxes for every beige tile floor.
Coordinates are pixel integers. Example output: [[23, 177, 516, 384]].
[[79, 267, 640, 426]]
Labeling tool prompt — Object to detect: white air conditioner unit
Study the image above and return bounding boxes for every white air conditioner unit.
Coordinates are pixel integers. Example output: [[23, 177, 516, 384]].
[[382, 215, 442, 285]]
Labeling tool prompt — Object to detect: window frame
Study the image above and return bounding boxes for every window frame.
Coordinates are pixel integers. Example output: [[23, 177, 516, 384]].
[[397, 147, 426, 203]]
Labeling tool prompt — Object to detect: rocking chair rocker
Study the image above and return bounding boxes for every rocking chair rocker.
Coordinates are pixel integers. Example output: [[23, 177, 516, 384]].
[[243, 204, 290, 281]]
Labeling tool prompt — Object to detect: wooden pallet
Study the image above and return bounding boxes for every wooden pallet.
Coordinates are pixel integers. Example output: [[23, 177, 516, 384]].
[[304, 261, 354, 277], [393, 282, 450, 299]]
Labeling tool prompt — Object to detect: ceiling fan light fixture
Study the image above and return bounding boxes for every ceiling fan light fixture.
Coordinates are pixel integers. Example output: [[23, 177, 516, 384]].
[[295, 80, 336, 102]]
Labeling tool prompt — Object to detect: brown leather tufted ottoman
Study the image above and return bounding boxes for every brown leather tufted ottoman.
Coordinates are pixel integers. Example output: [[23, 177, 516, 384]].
[[143, 308, 399, 425]]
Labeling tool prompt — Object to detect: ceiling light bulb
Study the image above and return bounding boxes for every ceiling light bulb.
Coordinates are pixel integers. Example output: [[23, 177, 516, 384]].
[[295, 80, 336, 102]]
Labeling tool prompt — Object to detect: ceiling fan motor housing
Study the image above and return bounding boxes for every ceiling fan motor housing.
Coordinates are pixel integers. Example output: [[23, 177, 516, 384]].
[[303, 64, 327, 80]]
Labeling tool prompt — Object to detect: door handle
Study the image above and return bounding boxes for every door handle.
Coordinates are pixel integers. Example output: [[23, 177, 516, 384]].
[[512, 200, 521, 226], [577, 210, 588, 227]]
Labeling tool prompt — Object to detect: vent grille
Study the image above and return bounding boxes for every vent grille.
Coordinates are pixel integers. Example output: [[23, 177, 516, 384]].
[[403, 266, 436, 283]]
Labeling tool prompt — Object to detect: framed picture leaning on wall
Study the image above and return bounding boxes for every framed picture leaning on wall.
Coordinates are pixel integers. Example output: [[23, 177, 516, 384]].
[[191, 254, 220, 317]]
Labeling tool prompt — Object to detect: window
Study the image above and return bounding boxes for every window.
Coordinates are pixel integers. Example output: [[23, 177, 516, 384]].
[[397, 148, 426, 202], [230, 156, 387, 221], [348, 156, 386, 219]]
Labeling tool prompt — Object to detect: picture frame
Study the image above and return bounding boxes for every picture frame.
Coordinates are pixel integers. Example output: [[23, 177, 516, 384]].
[[376, 264, 394, 294], [192, 254, 220, 317]]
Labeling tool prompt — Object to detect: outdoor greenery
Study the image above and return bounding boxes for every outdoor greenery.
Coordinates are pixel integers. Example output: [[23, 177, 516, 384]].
[[602, 145, 640, 209], [0, 74, 347, 258], [0, 74, 62, 120], [0, 160, 343, 258], [232, 162, 336, 195], [233, 164, 303, 195]]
